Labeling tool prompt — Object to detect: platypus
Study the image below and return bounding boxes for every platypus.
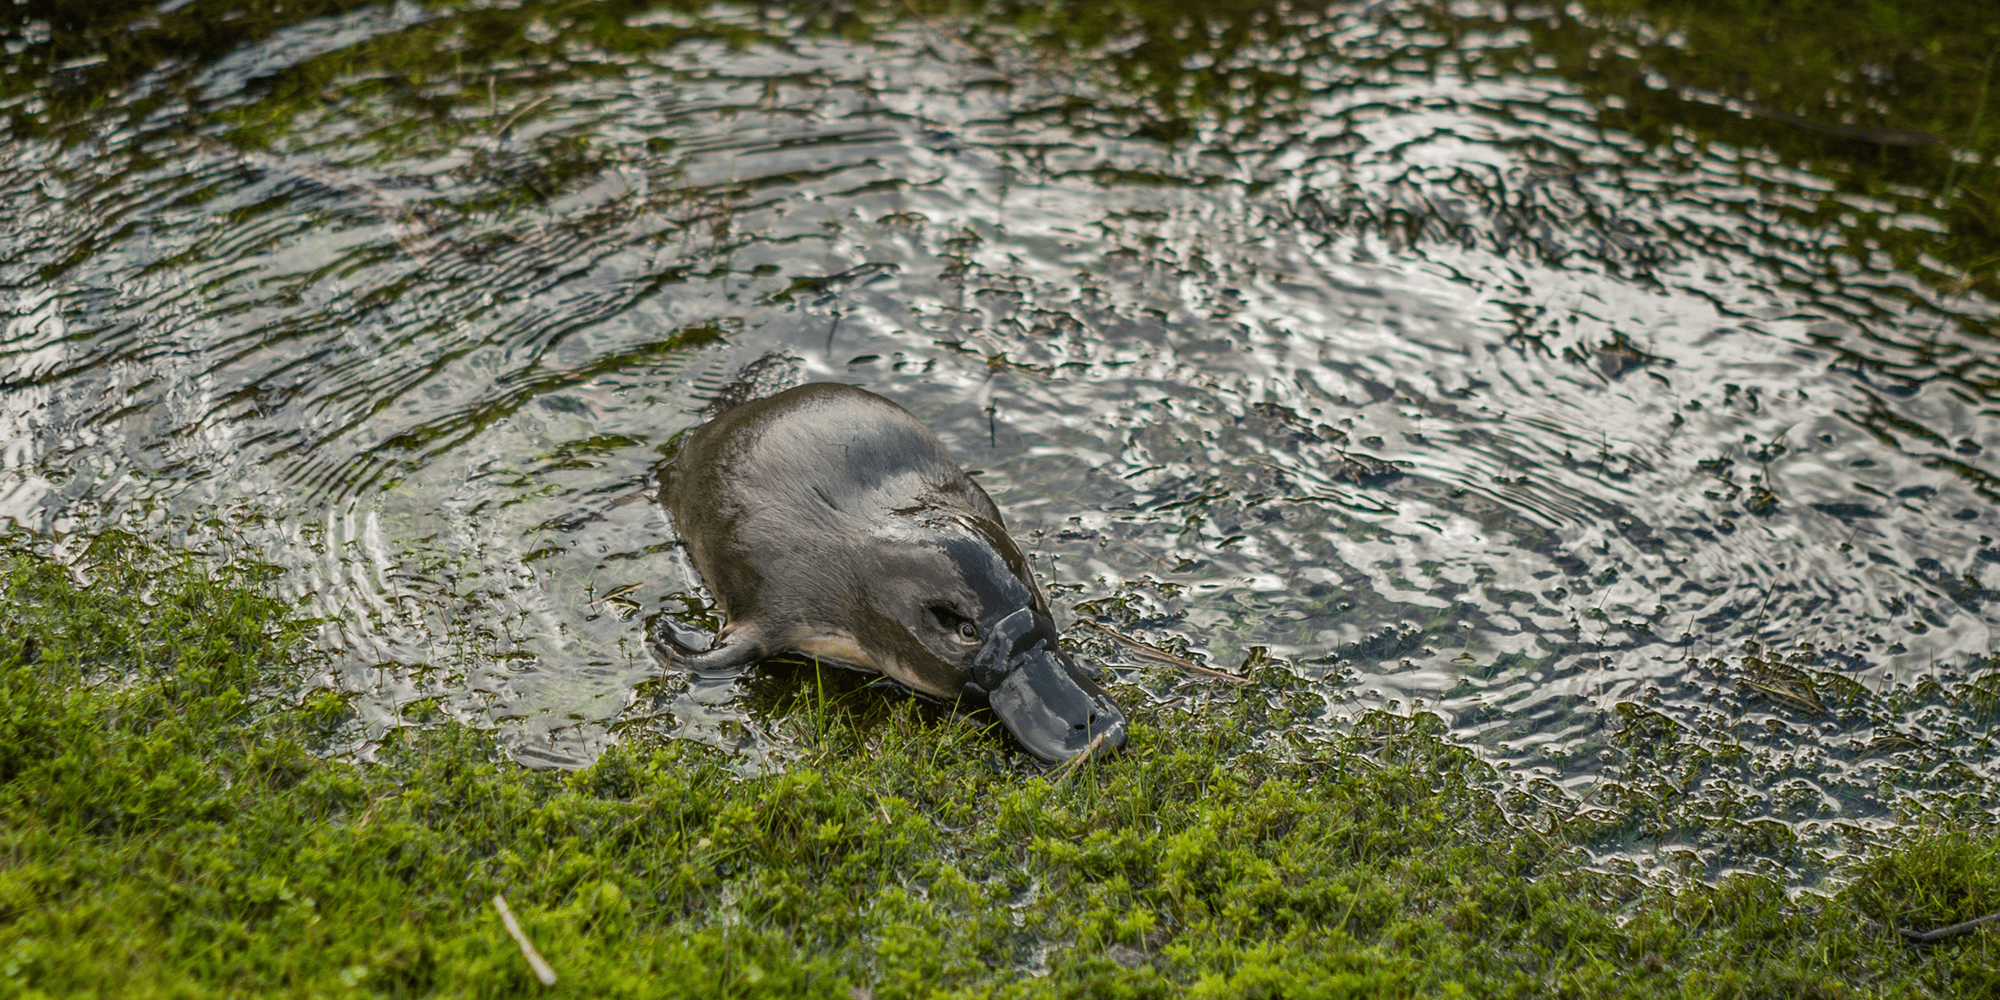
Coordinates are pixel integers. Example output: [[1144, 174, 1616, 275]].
[[654, 382, 1127, 763]]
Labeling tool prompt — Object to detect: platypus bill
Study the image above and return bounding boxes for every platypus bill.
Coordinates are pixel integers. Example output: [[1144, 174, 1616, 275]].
[[654, 382, 1127, 764]]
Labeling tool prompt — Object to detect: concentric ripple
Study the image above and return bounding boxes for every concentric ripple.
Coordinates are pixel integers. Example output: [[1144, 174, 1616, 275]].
[[1, 0, 1994, 880]]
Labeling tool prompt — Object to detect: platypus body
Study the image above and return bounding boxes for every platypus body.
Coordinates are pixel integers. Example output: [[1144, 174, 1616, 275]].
[[655, 382, 1127, 763]]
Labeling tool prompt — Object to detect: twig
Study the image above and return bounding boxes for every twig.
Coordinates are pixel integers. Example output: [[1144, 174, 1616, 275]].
[[498, 94, 553, 137], [492, 895, 558, 986], [584, 567, 676, 607], [586, 581, 646, 606], [1739, 678, 1825, 715], [1865, 910, 2000, 945], [1074, 622, 1251, 684], [1943, 48, 1997, 202], [1047, 731, 1113, 787]]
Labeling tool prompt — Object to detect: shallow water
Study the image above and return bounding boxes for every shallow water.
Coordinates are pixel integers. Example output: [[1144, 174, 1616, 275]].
[[3, 0, 1996, 882]]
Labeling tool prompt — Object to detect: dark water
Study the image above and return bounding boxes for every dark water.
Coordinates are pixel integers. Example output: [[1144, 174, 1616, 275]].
[[3, 0, 1996, 882]]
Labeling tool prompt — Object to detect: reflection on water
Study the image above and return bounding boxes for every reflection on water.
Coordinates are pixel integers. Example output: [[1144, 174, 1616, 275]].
[[2, 0, 1996, 881]]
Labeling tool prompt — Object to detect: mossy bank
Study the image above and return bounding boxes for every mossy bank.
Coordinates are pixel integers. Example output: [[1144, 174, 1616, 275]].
[[1, 533, 1995, 998]]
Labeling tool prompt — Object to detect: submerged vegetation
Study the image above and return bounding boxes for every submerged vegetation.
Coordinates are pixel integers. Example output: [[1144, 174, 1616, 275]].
[[7, 0, 1994, 297], [2, 532, 1996, 996]]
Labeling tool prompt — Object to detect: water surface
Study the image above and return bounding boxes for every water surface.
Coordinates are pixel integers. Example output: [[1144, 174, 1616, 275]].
[[3, 0, 1997, 883]]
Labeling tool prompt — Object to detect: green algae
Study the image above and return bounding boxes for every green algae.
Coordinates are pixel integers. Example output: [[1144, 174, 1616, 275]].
[[16, 0, 1994, 287], [5, 1, 2000, 988], [2, 531, 1996, 997], [1413, 0, 2000, 303]]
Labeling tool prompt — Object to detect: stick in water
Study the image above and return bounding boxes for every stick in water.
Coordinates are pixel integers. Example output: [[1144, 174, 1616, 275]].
[[492, 895, 558, 986], [1074, 621, 1251, 684]]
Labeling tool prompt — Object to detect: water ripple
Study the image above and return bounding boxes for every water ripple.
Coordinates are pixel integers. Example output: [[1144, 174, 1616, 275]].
[[2, 0, 1995, 880]]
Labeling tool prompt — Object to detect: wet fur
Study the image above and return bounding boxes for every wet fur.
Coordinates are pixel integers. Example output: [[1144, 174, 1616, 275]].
[[658, 383, 1048, 698]]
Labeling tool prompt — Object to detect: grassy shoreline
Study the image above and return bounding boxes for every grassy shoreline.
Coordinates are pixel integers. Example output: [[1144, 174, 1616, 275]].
[[2, 535, 1996, 997]]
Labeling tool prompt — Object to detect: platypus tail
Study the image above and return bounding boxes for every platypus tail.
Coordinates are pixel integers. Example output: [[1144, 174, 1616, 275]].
[[658, 352, 806, 503], [696, 352, 806, 416]]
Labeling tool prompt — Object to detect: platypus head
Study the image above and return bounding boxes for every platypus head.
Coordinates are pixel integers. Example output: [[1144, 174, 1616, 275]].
[[860, 515, 1127, 765]]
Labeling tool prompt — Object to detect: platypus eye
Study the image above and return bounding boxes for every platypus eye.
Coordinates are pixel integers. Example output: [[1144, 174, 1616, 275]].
[[930, 604, 980, 642]]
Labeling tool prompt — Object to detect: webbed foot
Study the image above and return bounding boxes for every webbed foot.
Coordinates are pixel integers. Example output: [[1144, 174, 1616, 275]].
[[646, 614, 770, 677]]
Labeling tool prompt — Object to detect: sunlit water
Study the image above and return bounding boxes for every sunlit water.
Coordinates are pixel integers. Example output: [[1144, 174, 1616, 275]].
[[3, 0, 1996, 884]]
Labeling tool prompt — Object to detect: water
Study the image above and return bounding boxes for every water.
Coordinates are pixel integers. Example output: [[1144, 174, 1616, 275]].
[[3, 0, 1995, 882]]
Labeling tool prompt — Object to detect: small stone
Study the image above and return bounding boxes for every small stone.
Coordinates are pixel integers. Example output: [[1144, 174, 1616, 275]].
[[1106, 944, 1148, 969]]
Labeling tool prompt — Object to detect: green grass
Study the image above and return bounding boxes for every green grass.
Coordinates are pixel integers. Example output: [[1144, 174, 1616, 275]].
[[1, 531, 1997, 997]]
